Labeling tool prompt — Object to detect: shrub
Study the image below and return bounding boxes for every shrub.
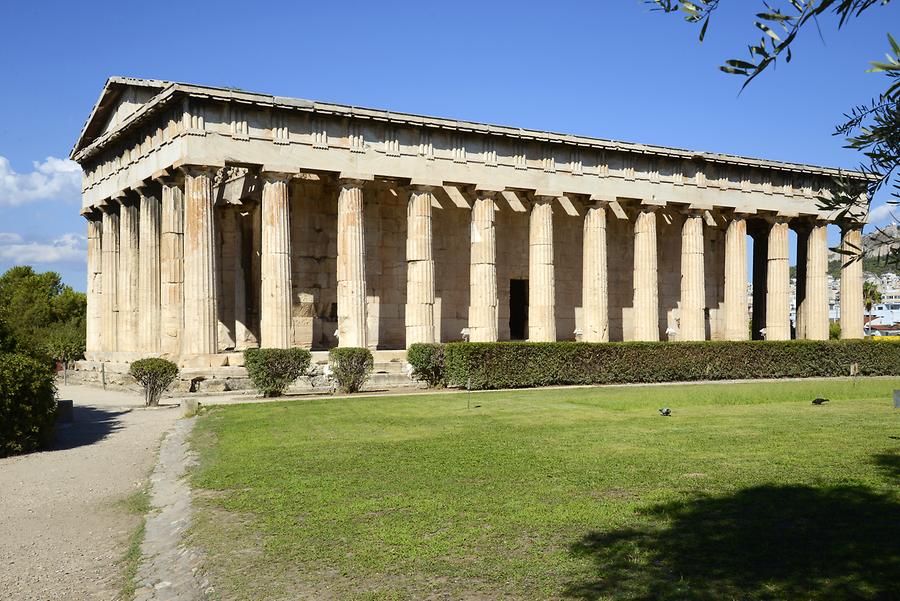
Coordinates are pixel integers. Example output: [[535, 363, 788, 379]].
[[129, 358, 179, 406], [244, 348, 312, 397], [406, 343, 445, 387], [329, 347, 373, 393], [0, 352, 57, 457], [436, 340, 900, 390], [829, 322, 842, 340]]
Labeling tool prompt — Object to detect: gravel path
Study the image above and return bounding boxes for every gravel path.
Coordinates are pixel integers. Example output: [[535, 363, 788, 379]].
[[0, 385, 179, 601]]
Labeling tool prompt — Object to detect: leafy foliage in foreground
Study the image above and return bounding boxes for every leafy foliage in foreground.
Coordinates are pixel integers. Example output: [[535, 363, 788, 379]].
[[129, 358, 179, 407], [328, 347, 373, 393], [0, 266, 87, 362], [410, 340, 900, 390], [244, 348, 312, 397], [0, 352, 57, 457]]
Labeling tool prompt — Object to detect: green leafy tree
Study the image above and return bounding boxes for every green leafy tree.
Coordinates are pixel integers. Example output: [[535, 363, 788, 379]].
[[863, 280, 883, 312], [0, 266, 86, 361], [647, 1, 898, 268]]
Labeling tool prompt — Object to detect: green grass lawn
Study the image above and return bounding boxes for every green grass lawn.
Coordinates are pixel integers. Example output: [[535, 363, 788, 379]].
[[190, 378, 900, 600]]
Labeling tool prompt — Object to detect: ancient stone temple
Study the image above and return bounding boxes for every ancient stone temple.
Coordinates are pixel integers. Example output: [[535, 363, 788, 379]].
[[73, 77, 869, 368]]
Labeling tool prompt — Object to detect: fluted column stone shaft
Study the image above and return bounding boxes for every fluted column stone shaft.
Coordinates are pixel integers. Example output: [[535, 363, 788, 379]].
[[86, 215, 103, 354], [840, 225, 864, 339], [724, 216, 748, 340], [260, 175, 293, 348], [138, 191, 161, 352], [528, 198, 556, 342], [100, 207, 119, 352], [160, 182, 184, 356], [805, 222, 830, 340], [182, 168, 218, 355], [765, 218, 791, 340], [679, 211, 706, 341], [469, 193, 498, 342], [582, 203, 608, 342], [794, 227, 809, 338], [633, 208, 660, 341], [337, 182, 368, 348], [233, 210, 249, 350], [118, 199, 140, 352], [405, 188, 435, 346]]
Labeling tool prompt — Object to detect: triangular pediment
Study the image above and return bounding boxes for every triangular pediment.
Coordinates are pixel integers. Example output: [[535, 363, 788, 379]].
[[71, 77, 171, 158]]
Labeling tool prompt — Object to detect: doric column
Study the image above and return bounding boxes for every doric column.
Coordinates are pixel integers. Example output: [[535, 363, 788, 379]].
[[159, 179, 184, 356], [633, 207, 660, 341], [233, 209, 250, 350], [840, 224, 864, 339], [118, 197, 140, 352], [405, 186, 435, 346], [528, 196, 556, 342], [805, 221, 829, 340], [138, 189, 161, 353], [679, 210, 706, 341], [765, 217, 791, 340], [750, 227, 768, 339], [86, 212, 103, 354], [723, 214, 748, 340], [794, 225, 809, 338], [182, 167, 218, 355], [582, 202, 608, 342], [260, 173, 293, 348], [100, 205, 119, 353], [337, 179, 368, 348], [469, 190, 498, 342]]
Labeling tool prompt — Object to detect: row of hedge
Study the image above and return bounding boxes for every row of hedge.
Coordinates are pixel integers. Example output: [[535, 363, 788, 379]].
[[0, 352, 57, 457], [408, 340, 900, 390]]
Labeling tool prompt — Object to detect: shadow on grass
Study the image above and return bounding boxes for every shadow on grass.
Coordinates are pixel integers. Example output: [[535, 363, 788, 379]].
[[872, 450, 900, 483], [53, 405, 128, 450], [565, 482, 900, 600]]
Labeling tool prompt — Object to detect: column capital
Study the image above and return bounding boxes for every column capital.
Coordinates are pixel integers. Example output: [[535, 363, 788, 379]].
[[474, 183, 503, 196], [98, 198, 120, 214], [338, 171, 375, 186], [586, 195, 612, 210], [407, 183, 438, 193], [176, 163, 221, 178], [82, 207, 103, 221], [839, 219, 865, 233], [681, 208, 705, 218], [637, 203, 661, 214], [760, 212, 795, 225], [134, 182, 160, 200], [259, 170, 295, 184], [152, 167, 183, 186]]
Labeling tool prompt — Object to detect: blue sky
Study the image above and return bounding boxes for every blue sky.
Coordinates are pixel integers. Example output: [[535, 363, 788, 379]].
[[1, 0, 897, 291]]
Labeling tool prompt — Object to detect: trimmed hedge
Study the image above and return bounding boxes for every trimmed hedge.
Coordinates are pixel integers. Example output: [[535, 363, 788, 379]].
[[405, 340, 900, 390], [0, 352, 57, 457], [329, 347, 373, 393], [407, 343, 445, 387], [244, 348, 312, 397]]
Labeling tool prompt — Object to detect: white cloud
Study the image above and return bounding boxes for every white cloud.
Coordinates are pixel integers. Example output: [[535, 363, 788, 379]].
[[868, 202, 897, 226], [0, 232, 86, 265], [0, 155, 81, 207], [0, 233, 23, 244]]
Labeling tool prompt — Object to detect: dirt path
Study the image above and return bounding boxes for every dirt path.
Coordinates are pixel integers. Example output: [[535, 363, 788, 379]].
[[0, 385, 179, 601]]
